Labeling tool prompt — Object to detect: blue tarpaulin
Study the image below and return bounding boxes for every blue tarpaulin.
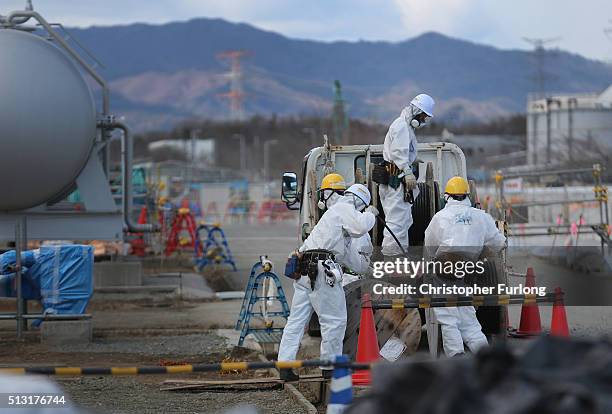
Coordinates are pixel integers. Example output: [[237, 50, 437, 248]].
[[0, 245, 93, 321]]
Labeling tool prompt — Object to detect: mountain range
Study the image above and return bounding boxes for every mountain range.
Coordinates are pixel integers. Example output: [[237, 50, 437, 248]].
[[67, 18, 612, 131]]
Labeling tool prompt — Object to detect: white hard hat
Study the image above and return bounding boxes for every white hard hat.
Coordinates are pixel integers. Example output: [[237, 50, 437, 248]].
[[345, 184, 371, 205], [410, 94, 435, 117]]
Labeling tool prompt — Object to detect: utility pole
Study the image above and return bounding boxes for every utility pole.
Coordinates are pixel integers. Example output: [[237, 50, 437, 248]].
[[232, 133, 247, 174], [263, 139, 279, 183], [218, 50, 249, 121], [332, 80, 348, 145], [523, 37, 560, 98]]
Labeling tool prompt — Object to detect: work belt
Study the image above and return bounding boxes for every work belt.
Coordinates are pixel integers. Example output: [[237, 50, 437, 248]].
[[300, 249, 335, 289], [373, 160, 414, 202], [372, 161, 402, 188]]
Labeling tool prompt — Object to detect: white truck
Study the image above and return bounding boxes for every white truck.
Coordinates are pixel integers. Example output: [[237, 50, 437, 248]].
[[280, 139, 506, 358]]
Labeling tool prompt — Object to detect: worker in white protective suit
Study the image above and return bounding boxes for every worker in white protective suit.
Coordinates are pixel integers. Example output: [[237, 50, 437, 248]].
[[379, 94, 435, 257], [424, 176, 506, 357], [278, 182, 377, 381], [316, 174, 374, 280]]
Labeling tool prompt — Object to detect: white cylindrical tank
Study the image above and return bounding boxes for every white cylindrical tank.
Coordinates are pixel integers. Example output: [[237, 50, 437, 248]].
[[0, 29, 96, 211]]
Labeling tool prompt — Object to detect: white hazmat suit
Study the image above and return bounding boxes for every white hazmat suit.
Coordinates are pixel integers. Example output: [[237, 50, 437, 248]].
[[424, 197, 506, 357], [278, 196, 376, 365], [380, 106, 420, 256]]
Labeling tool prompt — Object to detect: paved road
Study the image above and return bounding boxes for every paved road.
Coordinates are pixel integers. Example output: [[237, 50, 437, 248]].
[[223, 220, 612, 339], [221, 220, 300, 300]]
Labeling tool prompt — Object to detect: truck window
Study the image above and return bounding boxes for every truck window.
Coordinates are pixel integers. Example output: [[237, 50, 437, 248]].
[[354, 154, 384, 182]]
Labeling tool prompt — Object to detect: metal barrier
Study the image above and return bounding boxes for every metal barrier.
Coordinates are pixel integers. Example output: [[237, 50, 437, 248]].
[[0, 359, 371, 376], [372, 293, 557, 309]]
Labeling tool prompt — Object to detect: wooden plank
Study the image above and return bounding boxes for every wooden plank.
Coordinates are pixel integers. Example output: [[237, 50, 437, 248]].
[[161, 374, 324, 391]]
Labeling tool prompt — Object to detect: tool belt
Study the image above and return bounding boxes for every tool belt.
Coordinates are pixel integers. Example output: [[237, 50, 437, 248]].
[[300, 249, 335, 289], [372, 161, 390, 185], [372, 160, 404, 190]]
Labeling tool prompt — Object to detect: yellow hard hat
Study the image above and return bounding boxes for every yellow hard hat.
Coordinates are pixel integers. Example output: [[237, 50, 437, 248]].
[[321, 173, 346, 190], [445, 176, 470, 195]]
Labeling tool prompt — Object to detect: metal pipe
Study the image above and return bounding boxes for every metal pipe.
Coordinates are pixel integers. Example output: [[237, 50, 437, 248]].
[[545, 98, 562, 164], [1, 1, 33, 25], [567, 98, 577, 162], [506, 198, 599, 208], [232, 134, 247, 173], [509, 230, 593, 237], [0, 314, 92, 321], [15, 219, 23, 340], [111, 122, 157, 233], [509, 223, 599, 229], [545, 100, 552, 164], [501, 167, 596, 179], [263, 139, 279, 182]]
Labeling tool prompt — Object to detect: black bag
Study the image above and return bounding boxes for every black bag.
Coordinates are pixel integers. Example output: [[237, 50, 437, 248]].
[[372, 162, 389, 185]]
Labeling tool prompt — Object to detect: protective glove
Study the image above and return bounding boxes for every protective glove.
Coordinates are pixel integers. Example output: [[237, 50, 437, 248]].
[[364, 205, 379, 217], [322, 259, 343, 287], [403, 170, 417, 191]]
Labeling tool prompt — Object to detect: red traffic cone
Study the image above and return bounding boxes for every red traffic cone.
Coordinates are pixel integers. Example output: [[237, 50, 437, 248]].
[[137, 206, 148, 225], [550, 287, 569, 337], [513, 267, 542, 337], [352, 293, 380, 386]]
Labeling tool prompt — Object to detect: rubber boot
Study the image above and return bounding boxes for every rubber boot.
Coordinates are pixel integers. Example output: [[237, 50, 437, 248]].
[[279, 368, 299, 382]]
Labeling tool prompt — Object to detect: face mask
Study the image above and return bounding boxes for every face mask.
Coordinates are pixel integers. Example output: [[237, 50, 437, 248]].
[[347, 193, 366, 212], [411, 115, 431, 129], [318, 190, 342, 210]]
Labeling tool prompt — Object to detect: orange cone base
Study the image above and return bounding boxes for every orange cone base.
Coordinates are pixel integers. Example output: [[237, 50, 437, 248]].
[[352, 370, 371, 386], [551, 306, 569, 337]]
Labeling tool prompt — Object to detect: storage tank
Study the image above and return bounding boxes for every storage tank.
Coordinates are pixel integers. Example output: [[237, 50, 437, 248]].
[[0, 29, 96, 211]]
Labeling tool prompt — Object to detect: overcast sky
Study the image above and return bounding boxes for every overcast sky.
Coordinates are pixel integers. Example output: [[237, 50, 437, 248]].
[[3, 0, 612, 61]]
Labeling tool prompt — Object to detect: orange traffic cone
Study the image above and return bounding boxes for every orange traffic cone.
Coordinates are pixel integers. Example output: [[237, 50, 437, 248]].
[[352, 293, 380, 386], [550, 287, 569, 337], [513, 267, 542, 337], [137, 206, 148, 225]]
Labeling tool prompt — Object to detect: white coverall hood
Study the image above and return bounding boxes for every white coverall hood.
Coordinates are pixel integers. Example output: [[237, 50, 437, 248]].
[[424, 197, 506, 261], [402, 105, 428, 129]]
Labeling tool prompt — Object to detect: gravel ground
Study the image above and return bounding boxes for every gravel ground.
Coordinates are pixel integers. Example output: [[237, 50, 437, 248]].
[[0, 330, 309, 414], [58, 376, 308, 414], [57, 334, 228, 358]]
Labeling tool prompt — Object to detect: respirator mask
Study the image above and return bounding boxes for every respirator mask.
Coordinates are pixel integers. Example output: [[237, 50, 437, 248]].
[[317, 189, 343, 210], [410, 111, 430, 129], [346, 192, 367, 212]]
